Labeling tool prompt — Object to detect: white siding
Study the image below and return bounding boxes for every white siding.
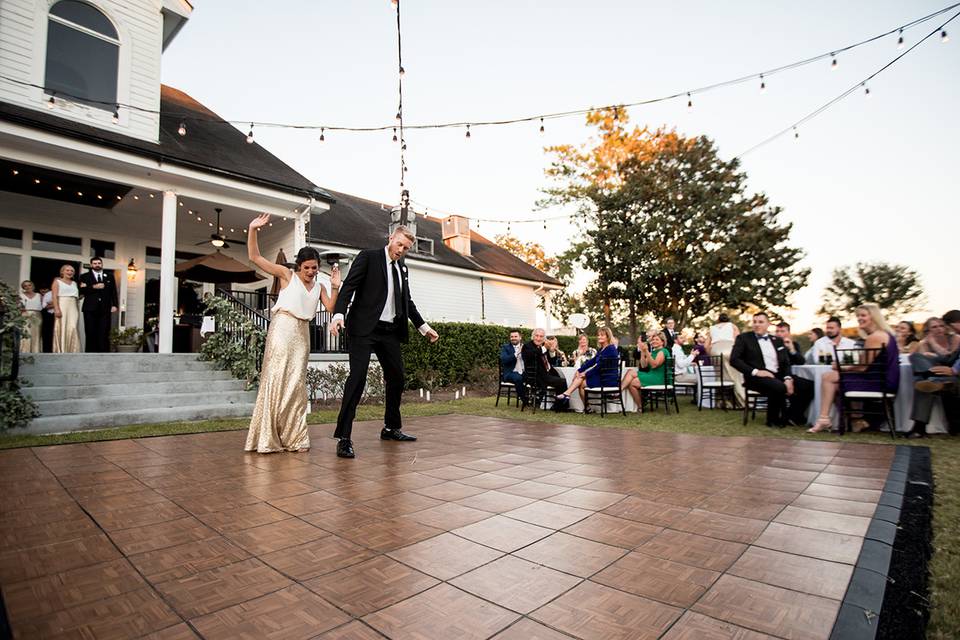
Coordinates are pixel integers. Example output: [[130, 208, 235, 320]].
[[405, 266, 483, 323], [484, 280, 538, 328], [0, 0, 163, 142]]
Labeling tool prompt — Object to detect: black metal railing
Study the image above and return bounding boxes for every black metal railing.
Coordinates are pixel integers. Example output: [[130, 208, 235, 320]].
[[220, 289, 348, 354], [0, 327, 21, 383]]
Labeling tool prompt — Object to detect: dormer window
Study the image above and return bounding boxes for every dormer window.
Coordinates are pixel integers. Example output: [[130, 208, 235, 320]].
[[44, 1, 119, 111]]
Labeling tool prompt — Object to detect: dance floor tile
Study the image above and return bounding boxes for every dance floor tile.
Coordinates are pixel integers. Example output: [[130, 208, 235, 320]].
[[593, 551, 721, 607], [530, 580, 682, 640], [515, 532, 627, 577], [363, 583, 519, 640], [191, 584, 350, 639], [388, 532, 503, 580], [693, 574, 841, 640], [0, 415, 903, 640], [451, 555, 582, 614], [304, 555, 439, 616]]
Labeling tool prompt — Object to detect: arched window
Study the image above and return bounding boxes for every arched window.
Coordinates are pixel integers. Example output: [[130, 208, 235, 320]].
[[44, 1, 119, 110]]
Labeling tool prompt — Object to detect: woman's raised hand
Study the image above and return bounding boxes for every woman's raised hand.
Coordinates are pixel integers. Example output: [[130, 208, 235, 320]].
[[249, 214, 270, 231], [330, 264, 341, 288]]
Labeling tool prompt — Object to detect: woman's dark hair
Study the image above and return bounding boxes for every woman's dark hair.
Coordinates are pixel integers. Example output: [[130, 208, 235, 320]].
[[898, 320, 919, 342], [294, 247, 321, 269], [718, 313, 729, 323], [810, 328, 824, 339]]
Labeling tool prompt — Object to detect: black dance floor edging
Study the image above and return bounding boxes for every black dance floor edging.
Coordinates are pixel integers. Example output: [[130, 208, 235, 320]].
[[829, 445, 934, 640]]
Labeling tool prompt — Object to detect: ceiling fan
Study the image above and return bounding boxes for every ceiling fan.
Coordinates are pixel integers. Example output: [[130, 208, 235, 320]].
[[196, 208, 246, 249]]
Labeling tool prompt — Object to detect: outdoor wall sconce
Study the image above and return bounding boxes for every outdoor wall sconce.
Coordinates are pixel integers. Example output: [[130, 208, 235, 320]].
[[127, 258, 138, 280]]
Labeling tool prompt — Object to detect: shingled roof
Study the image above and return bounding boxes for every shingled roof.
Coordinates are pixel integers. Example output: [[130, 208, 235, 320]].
[[309, 188, 563, 286], [0, 86, 332, 200]]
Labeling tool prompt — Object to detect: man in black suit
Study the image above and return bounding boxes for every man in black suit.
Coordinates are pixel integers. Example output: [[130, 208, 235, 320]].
[[663, 317, 678, 350], [775, 322, 806, 365], [730, 312, 813, 427], [329, 227, 439, 458], [77, 257, 118, 352], [521, 328, 566, 405]]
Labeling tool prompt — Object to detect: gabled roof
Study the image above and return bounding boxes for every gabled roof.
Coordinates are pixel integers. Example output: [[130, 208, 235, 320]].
[[0, 86, 332, 201], [309, 188, 563, 286]]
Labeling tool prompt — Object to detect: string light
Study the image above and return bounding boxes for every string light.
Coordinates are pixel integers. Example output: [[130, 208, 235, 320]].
[[392, 128, 398, 142], [794, 127, 799, 139], [897, 28, 905, 49], [465, 124, 471, 138], [246, 123, 254, 143], [177, 122, 186, 136], [686, 93, 693, 110], [319, 127, 325, 142], [33, 178, 39, 184], [759, 75, 766, 92], [943, 29, 950, 41], [863, 82, 871, 97], [539, 117, 545, 133], [399, 66, 405, 77], [831, 53, 838, 70], [11, 169, 17, 175]]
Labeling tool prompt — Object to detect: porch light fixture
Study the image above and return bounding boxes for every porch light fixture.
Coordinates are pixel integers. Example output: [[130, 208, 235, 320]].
[[127, 258, 138, 279], [178, 122, 186, 136], [211, 237, 225, 248]]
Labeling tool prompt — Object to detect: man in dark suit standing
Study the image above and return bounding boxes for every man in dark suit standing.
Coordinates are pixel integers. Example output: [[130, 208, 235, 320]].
[[663, 317, 678, 350], [77, 257, 118, 352], [730, 312, 813, 427], [500, 330, 526, 404], [330, 227, 439, 458], [521, 328, 566, 405]]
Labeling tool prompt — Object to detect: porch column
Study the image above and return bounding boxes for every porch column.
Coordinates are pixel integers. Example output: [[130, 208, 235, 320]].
[[293, 208, 309, 253], [544, 290, 553, 332], [158, 190, 177, 354]]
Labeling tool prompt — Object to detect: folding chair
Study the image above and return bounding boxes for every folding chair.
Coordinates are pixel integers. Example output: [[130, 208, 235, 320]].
[[696, 355, 736, 411], [584, 359, 625, 417], [495, 357, 518, 407], [834, 346, 898, 439], [642, 357, 680, 414]]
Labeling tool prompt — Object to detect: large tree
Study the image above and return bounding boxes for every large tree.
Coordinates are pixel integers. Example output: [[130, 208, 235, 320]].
[[541, 108, 809, 337], [819, 262, 925, 318], [494, 234, 556, 273]]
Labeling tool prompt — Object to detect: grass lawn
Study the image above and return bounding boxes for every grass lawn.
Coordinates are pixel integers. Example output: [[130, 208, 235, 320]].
[[1, 395, 957, 637]]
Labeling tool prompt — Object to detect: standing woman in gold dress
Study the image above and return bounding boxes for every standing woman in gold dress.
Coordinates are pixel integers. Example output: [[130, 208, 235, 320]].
[[51, 265, 81, 353], [244, 214, 340, 453]]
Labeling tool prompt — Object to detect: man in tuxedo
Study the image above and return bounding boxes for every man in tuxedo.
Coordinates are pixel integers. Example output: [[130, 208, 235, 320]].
[[521, 328, 566, 406], [329, 227, 439, 458], [730, 312, 813, 427], [77, 257, 118, 352], [663, 317, 678, 350], [775, 322, 806, 365], [500, 330, 526, 404]]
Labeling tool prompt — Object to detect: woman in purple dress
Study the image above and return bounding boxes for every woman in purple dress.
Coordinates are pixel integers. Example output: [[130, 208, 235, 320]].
[[807, 303, 899, 433]]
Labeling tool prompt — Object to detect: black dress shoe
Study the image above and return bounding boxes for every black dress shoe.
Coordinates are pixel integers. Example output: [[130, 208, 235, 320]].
[[380, 428, 417, 441], [336, 439, 355, 458]]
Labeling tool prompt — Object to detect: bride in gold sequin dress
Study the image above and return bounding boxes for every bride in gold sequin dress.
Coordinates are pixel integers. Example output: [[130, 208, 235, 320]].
[[244, 214, 340, 453]]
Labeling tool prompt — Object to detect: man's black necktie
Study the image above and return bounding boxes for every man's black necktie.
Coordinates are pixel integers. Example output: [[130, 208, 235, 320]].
[[391, 261, 403, 319]]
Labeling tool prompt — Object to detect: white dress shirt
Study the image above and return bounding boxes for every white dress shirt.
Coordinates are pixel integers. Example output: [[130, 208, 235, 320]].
[[811, 335, 857, 362], [42, 291, 54, 314], [513, 344, 524, 374], [671, 344, 696, 375], [751, 332, 783, 377]]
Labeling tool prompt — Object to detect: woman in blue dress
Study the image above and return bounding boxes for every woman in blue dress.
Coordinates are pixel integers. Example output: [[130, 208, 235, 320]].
[[557, 327, 626, 412]]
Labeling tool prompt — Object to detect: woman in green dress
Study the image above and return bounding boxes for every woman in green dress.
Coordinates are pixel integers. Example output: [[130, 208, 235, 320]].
[[636, 331, 671, 388]]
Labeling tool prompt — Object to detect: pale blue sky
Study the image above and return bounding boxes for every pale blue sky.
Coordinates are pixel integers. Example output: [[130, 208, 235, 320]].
[[161, 1, 959, 328]]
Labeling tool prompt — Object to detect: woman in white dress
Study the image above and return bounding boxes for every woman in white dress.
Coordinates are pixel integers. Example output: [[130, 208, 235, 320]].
[[244, 214, 341, 454], [704, 312, 744, 406], [51, 265, 81, 353], [18, 280, 43, 353]]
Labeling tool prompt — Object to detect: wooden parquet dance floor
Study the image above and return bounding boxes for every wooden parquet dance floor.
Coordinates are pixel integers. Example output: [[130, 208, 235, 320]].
[[0, 415, 899, 639]]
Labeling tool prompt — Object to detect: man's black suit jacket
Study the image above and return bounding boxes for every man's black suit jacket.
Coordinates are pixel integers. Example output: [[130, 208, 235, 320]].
[[78, 270, 118, 313], [730, 332, 792, 380], [333, 248, 425, 342], [521, 340, 552, 388]]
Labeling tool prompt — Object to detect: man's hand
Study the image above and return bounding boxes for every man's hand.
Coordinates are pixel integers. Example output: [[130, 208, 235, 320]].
[[785, 379, 795, 396], [930, 365, 955, 376], [329, 317, 344, 337], [93, 282, 104, 290], [783, 337, 794, 350], [110, 306, 118, 313], [425, 329, 439, 344], [755, 370, 775, 378]]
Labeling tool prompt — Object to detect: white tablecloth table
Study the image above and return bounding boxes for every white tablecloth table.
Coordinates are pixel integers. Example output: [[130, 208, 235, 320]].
[[790, 363, 946, 433], [556, 366, 639, 413]]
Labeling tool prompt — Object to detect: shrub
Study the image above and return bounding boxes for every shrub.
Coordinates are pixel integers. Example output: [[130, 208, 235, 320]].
[[0, 281, 39, 430]]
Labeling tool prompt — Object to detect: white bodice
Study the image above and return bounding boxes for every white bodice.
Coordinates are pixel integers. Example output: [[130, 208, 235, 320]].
[[272, 270, 322, 320], [56, 279, 78, 298], [20, 293, 42, 311]]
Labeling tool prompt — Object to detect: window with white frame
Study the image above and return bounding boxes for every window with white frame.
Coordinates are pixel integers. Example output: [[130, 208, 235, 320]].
[[44, 1, 119, 110]]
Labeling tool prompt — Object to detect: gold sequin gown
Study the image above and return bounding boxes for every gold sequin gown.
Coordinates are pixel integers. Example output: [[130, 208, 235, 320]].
[[53, 281, 81, 354]]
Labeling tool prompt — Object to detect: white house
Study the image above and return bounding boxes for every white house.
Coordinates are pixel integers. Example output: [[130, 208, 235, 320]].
[[0, 0, 562, 358]]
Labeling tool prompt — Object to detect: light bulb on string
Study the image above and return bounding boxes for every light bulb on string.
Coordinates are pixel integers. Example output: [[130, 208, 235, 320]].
[[793, 127, 799, 140], [759, 75, 766, 92], [897, 29, 905, 49], [246, 124, 254, 144], [395, 110, 402, 122], [942, 30, 950, 43], [830, 54, 838, 70], [399, 66, 405, 77], [539, 117, 545, 134], [863, 82, 870, 97], [465, 124, 471, 139], [686, 93, 693, 110], [319, 128, 325, 142], [392, 128, 398, 142], [178, 122, 186, 136], [543, 220, 547, 230]]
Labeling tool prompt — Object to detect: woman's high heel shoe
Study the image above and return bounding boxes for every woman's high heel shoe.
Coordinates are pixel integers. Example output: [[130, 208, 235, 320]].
[[807, 416, 832, 433]]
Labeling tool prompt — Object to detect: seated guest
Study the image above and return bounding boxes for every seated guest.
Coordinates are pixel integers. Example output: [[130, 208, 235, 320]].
[[544, 336, 568, 367], [633, 330, 671, 391], [691, 333, 711, 365], [908, 317, 960, 437], [896, 321, 920, 355], [808, 303, 899, 433], [671, 332, 698, 384], [499, 329, 526, 403], [521, 327, 566, 402], [809, 316, 856, 363], [663, 317, 679, 350], [804, 328, 824, 363], [731, 312, 814, 428], [944, 309, 960, 334], [570, 334, 597, 368], [557, 326, 621, 412], [775, 322, 806, 365]]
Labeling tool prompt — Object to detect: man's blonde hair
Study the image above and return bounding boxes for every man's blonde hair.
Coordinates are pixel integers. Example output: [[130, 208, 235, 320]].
[[392, 226, 416, 243]]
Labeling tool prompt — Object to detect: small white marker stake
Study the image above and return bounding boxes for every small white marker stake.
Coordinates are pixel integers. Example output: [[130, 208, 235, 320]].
[[426, 391, 431, 402], [455, 391, 460, 400], [419, 388, 423, 398], [462, 386, 466, 397]]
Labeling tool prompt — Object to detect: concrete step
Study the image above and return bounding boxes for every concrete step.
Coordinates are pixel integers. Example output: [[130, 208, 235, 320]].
[[34, 390, 259, 417], [23, 403, 256, 435], [20, 369, 236, 387], [21, 354, 215, 374], [22, 379, 250, 401]]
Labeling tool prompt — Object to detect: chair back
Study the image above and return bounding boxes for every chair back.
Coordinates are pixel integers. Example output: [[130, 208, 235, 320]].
[[661, 356, 676, 387], [696, 354, 725, 386], [834, 346, 899, 394], [596, 353, 622, 388]]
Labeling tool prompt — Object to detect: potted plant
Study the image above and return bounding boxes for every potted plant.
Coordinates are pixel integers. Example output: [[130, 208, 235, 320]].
[[110, 327, 144, 353]]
